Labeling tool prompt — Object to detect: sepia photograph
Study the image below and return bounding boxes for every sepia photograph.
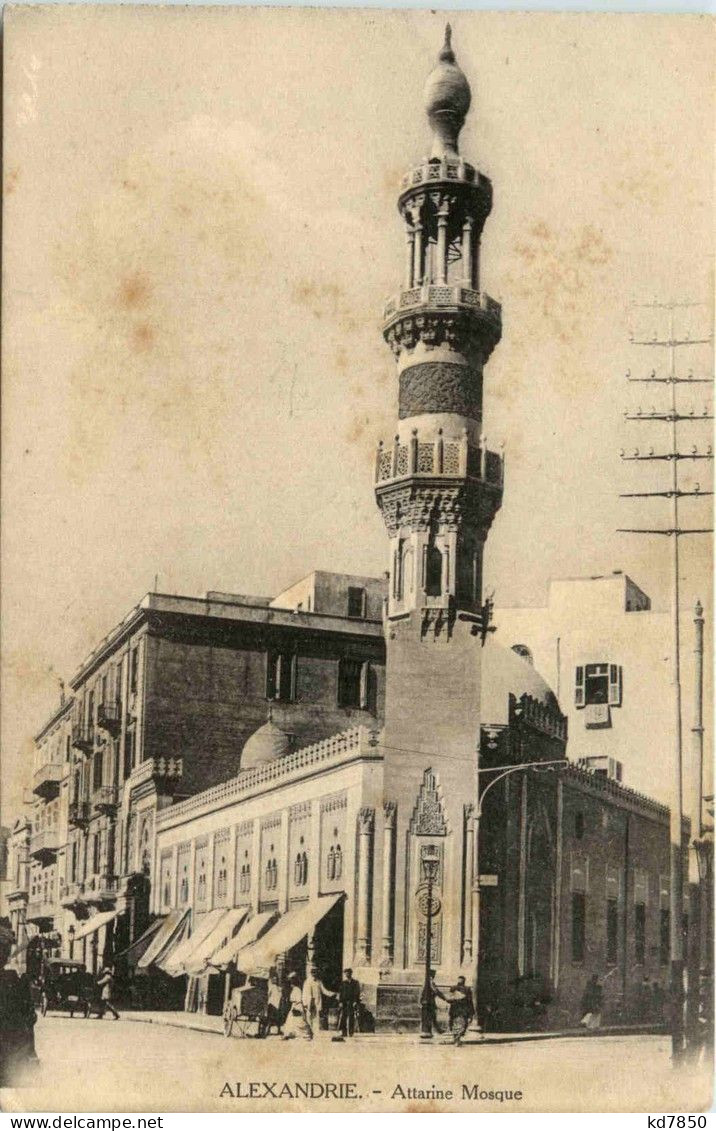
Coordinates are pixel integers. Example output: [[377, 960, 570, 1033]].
[[0, 4, 713, 1115]]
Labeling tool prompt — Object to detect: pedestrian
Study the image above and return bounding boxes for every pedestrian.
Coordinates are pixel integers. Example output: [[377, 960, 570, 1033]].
[[261, 970, 284, 1037], [281, 972, 313, 1040], [0, 917, 39, 1086], [579, 974, 603, 1030], [335, 967, 360, 1040], [445, 975, 474, 1046], [96, 965, 120, 1020], [420, 968, 446, 1035], [302, 963, 334, 1032]]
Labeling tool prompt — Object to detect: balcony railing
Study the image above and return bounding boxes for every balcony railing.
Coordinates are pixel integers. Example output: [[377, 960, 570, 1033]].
[[383, 285, 502, 325], [93, 785, 119, 813], [97, 700, 122, 735], [68, 798, 91, 828], [26, 898, 56, 924], [29, 827, 60, 861], [32, 761, 63, 800], [375, 430, 504, 490], [83, 874, 118, 905], [60, 881, 85, 909], [71, 722, 94, 753]]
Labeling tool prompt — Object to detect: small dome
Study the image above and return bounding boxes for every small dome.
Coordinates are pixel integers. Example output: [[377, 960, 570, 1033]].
[[240, 717, 292, 771], [423, 25, 472, 158], [482, 638, 560, 727]]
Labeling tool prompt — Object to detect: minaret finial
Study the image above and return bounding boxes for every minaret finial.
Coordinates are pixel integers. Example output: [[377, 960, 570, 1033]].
[[423, 24, 471, 158], [439, 23, 455, 64]]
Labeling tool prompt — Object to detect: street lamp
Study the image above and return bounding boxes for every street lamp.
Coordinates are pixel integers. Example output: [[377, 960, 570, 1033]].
[[68, 924, 75, 960], [469, 758, 568, 1035], [419, 843, 441, 1040]]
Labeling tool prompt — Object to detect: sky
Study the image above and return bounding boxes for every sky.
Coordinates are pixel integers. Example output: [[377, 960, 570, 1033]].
[[2, 6, 713, 821]]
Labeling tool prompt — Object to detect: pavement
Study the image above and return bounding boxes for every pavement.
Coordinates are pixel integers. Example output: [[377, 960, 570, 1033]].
[[119, 1007, 666, 1044], [2, 1014, 709, 1113]]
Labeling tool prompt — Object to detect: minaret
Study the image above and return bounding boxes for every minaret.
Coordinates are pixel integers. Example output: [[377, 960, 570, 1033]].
[[367, 29, 503, 1019]]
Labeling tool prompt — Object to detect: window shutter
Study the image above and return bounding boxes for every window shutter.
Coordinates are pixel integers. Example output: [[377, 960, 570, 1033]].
[[360, 662, 370, 710], [575, 666, 585, 708], [608, 664, 622, 707]]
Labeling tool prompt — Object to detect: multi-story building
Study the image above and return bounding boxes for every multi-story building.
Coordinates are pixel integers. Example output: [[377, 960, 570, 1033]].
[[26, 573, 386, 973], [5, 815, 31, 970], [494, 572, 672, 797]]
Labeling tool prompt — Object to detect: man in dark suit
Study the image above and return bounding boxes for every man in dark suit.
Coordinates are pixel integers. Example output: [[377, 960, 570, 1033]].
[[336, 968, 360, 1039]]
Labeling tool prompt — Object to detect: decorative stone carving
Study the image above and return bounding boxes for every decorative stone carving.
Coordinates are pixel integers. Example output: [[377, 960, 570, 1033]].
[[376, 480, 502, 538], [384, 307, 501, 364], [410, 769, 448, 836], [383, 800, 397, 828], [358, 807, 375, 834], [399, 362, 482, 420]]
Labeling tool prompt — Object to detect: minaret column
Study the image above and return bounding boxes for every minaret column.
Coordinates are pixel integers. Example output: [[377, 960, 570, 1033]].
[[435, 194, 450, 285], [355, 807, 374, 964], [462, 217, 474, 286], [404, 222, 415, 288], [381, 802, 397, 964]]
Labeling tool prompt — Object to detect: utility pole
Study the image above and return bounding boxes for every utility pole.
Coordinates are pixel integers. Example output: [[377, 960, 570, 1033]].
[[685, 599, 705, 1058], [619, 300, 713, 1064]]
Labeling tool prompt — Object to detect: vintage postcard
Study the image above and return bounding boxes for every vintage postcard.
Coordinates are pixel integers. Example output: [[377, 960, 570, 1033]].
[[1, 4, 713, 1115]]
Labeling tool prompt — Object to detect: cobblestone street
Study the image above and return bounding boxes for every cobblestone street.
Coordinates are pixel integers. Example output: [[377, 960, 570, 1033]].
[[1, 1015, 711, 1114]]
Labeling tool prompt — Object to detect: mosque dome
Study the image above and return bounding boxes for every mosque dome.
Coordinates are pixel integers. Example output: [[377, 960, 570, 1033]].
[[240, 715, 292, 771], [423, 24, 472, 158], [481, 637, 560, 727]]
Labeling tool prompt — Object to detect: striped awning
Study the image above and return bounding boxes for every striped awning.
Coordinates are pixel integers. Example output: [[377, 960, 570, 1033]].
[[208, 909, 278, 970], [72, 909, 119, 942], [113, 917, 165, 966], [137, 908, 190, 971], [161, 909, 226, 978], [236, 894, 344, 974], [183, 907, 249, 976]]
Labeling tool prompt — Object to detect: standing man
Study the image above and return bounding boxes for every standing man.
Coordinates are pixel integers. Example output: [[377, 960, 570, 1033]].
[[446, 975, 474, 1046], [96, 965, 120, 1020], [302, 963, 335, 1033], [335, 968, 360, 1040], [421, 968, 446, 1035]]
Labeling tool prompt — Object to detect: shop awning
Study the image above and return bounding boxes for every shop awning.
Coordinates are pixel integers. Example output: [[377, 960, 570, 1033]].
[[236, 894, 344, 974], [161, 909, 226, 978], [72, 909, 119, 942], [183, 907, 249, 976], [113, 917, 165, 966], [137, 908, 190, 971], [208, 909, 278, 970]]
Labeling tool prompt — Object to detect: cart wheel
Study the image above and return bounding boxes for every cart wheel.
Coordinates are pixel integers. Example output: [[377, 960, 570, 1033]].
[[236, 1015, 252, 1039], [223, 1005, 236, 1038], [40, 993, 48, 1017]]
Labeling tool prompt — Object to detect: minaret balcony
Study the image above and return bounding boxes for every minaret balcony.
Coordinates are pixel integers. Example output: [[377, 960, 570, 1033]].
[[384, 284, 500, 324], [383, 286, 502, 362], [375, 431, 504, 491]]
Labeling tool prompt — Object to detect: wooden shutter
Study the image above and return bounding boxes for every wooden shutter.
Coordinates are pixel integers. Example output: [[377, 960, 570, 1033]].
[[575, 666, 585, 707], [608, 664, 622, 706]]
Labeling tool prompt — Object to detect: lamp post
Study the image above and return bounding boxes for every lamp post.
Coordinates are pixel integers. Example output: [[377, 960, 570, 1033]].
[[469, 758, 568, 1035], [68, 924, 75, 960], [419, 843, 441, 1040]]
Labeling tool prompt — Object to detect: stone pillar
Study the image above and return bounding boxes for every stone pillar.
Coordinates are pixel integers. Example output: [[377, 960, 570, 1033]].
[[380, 802, 397, 965], [517, 774, 528, 976], [463, 804, 474, 963], [462, 218, 473, 286], [436, 200, 449, 285], [205, 832, 215, 912], [309, 802, 321, 901], [355, 807, 375, 964], [414, 224, 424, 286], [227, 826, 238, 909], [170, 844, 178, 909], [278, 811, 290, 913], [250, 822, 261, 914], [404, 225, 415, 289]]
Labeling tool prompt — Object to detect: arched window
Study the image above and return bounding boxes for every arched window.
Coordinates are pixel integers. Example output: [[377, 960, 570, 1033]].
[[334, 844, 343, 880], [327, 846, 335, 880], [425, 543, 443, 597]]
